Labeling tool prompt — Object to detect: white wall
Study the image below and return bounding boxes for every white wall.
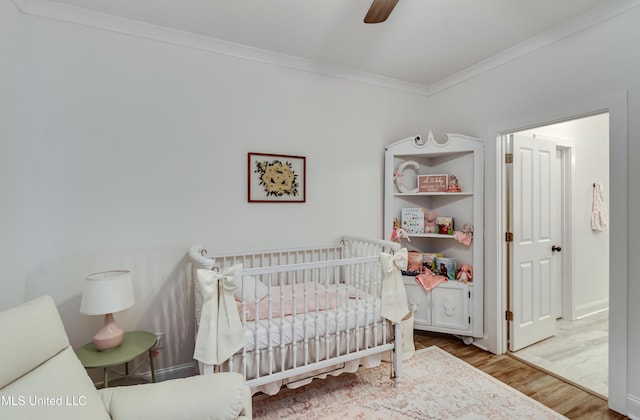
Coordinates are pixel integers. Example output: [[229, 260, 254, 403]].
[[0, 0, 26, 310], [3, 4, 430, 373], [519, 113, 610, 318]]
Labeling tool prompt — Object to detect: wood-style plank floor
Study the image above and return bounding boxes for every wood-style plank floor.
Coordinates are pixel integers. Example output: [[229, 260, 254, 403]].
[[414, 331, 627, 419]]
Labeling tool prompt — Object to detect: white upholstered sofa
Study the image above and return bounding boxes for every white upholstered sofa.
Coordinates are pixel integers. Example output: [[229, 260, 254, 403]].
[[0, 296, 252, 420]]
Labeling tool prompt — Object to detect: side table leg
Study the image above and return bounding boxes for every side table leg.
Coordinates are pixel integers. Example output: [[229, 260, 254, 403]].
[[104, 368, 109, 388], [149, 349, 156, 383]]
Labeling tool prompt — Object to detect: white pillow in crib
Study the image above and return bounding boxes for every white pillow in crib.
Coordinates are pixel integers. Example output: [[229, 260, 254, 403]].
[[234, 276, 268, 304]]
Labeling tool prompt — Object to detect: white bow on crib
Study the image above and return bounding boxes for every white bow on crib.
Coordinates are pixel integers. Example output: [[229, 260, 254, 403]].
[[380, 248, 410, 324], [194, 264, 244, 366]]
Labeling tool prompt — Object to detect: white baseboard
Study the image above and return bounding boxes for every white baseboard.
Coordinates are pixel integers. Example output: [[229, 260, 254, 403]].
[[150, 362, 198, 382], [93, 362, 198, 387], [575, 299, 608, 319], [627, 393, 640, 419]]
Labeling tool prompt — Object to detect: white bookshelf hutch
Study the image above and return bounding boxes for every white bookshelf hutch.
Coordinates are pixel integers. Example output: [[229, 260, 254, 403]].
[[384, 132, 484, 342]]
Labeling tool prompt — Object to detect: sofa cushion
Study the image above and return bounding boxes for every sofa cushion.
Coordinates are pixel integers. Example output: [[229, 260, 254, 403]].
[[0, 346, 110, 420], [99, 372, 251, 420], [0, 296, 70, 389]]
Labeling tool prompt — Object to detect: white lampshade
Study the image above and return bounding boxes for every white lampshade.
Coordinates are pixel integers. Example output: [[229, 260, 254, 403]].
[[80, 270, 135, 315], [80, 270, 135, 351]]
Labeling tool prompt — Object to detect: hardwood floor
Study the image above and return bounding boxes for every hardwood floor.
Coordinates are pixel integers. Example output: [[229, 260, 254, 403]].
[[414, 331, 627, 419]]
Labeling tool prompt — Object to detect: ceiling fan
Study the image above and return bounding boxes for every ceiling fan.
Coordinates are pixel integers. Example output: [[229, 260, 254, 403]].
[[364, 0, 399, 24]]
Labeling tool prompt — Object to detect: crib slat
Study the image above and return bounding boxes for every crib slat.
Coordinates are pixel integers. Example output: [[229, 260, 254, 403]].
[[290, 271, 298, 371], [302, 269, 309, 367], [336, 263, 345, 361], [266, 273, 274, 376], [276, 270, 284, 377], [361, 262, 369, 351], [354, 261, 362, 354]]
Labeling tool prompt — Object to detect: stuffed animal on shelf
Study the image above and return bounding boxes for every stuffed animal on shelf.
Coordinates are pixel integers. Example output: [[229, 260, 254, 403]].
[[453, 224, 474, 246], [456, 264, 473, 283], [447, 174, 462, 192], [424, 210, 438, 233], [390, 218, 410, 242]]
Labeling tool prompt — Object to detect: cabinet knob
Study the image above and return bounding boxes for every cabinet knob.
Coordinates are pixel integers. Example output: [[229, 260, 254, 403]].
[[552, 245, 562, 252]]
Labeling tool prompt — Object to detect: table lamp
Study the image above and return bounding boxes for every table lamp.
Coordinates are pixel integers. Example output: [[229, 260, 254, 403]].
[[80, 270, 135, 351]]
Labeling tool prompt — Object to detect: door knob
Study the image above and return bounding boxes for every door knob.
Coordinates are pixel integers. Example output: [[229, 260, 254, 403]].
[[552, 245, 562, 252]]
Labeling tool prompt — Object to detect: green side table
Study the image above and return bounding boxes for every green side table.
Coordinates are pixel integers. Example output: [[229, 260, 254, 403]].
[[75, 331, 157, 388]]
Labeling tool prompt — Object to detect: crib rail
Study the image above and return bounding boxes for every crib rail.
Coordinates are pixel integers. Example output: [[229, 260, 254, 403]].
[[189, 236, 400, 272], [341, 235, 401, 258], [191, 243, 343, 271]]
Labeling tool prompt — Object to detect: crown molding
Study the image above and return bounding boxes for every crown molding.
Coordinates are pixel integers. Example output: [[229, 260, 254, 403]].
[[13, 0, 640, 98], [12, 0, 432, 96], [423, 0, 640, 96]]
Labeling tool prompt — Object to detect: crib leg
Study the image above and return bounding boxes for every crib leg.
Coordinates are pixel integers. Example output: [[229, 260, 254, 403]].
[[392, 322, 402, 388], [201, 363, 214, 375]]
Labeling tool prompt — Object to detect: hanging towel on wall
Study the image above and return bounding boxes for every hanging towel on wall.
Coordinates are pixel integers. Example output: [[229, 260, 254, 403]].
[[591, 182, 608, 231]]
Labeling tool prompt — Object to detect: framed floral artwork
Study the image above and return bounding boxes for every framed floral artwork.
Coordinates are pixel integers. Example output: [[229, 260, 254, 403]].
[[248, 152, 306, 203]]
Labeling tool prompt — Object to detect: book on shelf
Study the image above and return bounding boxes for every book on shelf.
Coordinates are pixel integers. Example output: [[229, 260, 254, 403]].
[[401, 208, 424, 234], [402, 251, 443, 276], [435, 257, 457, 281], [435, 216, 454, 235]]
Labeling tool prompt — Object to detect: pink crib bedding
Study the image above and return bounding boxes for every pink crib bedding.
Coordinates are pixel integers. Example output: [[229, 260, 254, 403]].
[[237, 283, 340, 321]]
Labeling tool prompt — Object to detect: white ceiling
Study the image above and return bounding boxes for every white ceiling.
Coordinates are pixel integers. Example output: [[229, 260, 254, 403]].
[[39, 0, 613, 88]]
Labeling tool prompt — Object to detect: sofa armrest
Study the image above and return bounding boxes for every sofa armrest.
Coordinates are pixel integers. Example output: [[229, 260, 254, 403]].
[[99, 372, 251, 420]]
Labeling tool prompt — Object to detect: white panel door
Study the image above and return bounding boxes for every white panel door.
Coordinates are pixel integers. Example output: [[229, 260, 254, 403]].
[[509, 134, 558, 351]]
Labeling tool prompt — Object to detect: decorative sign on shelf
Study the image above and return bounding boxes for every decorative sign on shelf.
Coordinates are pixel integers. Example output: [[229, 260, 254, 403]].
[[418, 174, 448, 193]]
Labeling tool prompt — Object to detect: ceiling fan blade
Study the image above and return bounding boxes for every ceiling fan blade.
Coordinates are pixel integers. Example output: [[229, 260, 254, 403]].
[[364, 0, 399, 24]]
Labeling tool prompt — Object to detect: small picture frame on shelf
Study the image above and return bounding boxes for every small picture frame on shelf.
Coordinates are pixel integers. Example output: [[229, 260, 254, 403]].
[[436, 216, 454, 235], [418, 174, 448, 193]]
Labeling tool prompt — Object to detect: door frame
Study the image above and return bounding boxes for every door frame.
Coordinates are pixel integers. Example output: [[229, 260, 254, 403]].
[[487, 91, 627, 414], [556, 142, 575, 321]]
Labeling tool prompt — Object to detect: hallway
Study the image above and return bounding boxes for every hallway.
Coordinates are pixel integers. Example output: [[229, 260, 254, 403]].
[[510, 311, 608, 398]]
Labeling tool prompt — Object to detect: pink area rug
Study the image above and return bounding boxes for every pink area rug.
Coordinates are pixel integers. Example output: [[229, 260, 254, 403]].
[[252, 346, 566, 419]]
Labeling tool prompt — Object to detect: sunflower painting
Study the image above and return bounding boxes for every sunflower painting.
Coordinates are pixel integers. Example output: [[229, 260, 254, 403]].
[[248, 153, 306, 202]]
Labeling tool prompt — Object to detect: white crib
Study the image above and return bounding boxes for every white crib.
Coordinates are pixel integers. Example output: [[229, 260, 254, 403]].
[[188, 235, 405, 395]]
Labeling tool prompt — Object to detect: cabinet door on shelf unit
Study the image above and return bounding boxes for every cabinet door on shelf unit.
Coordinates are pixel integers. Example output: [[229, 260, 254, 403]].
[[431, 282, 471, 332]]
